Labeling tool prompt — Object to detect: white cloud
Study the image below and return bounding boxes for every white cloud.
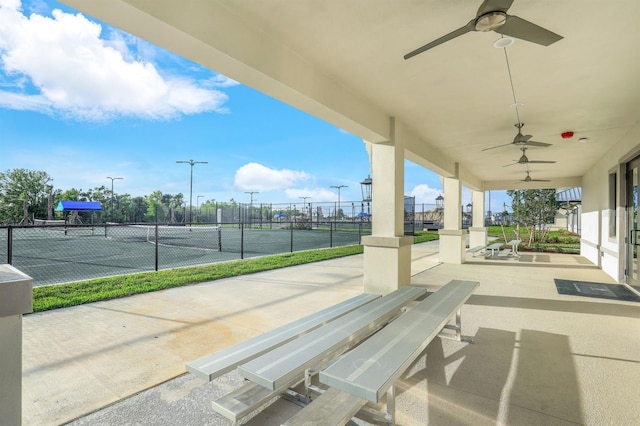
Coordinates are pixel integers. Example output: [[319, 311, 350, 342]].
[[234, 163, 310, 191], [409, 184, 441, 205], [0, 1, 230, 120]]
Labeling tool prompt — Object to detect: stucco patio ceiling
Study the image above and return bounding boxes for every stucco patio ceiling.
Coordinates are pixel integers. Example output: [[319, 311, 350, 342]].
[[61, 0, 640, 191]]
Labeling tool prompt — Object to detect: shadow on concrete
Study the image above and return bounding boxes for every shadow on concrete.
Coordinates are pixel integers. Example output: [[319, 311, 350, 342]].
[[393, 327, 583, 425], [468, 294, 640, 319], [466, 261, 600, 270], [508, 329, 583, 424], [393, 328, 515, 424]]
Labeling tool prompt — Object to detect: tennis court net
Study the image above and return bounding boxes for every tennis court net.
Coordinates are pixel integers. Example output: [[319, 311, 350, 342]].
[[108, 225, 222, 251]]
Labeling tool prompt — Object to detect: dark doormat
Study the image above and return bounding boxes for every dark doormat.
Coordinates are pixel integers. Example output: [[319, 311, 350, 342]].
[[554, 279, 640, 302]]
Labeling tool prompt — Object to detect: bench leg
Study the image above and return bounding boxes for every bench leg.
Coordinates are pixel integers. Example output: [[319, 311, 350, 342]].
[[304, 368, 312, 398], [282, 369, 314, 406], [385, 384, 396, 426], [440, 309, 474, 343]]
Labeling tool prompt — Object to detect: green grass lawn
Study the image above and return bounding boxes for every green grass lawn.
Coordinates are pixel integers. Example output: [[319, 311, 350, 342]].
[[32, 245, 363, 313], [413, 230, 440, 243], [487, 225, 580, 253]]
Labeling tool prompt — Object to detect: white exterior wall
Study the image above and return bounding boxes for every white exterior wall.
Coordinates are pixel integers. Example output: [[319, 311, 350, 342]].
[[581, 123, 640, 282]]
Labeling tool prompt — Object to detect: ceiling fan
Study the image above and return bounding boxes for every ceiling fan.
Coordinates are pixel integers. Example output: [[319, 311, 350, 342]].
[[503, 147, 556, 167], [483, 123, 551, 151], [519, 170, 549, 182], [404, 0, 563, 60]]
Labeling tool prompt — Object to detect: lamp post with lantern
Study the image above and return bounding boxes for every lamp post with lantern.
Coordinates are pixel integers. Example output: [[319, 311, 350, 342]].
[[360, 175, 372, 216]]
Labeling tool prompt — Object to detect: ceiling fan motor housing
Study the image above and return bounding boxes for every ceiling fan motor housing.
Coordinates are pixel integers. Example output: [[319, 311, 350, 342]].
[[475, 12, 507, 31]]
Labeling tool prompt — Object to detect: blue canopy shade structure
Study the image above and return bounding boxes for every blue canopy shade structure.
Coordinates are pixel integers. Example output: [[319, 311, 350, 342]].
[[56, 201, 103, 211], [274, 212, 286, 218], [357, 212, 371, 217]]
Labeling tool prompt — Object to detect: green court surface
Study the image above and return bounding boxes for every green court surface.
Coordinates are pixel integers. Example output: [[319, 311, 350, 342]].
[[0, 224, 369, 287]]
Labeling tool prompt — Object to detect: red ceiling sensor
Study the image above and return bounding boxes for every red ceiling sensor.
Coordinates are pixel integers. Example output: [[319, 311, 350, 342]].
[[561, 131, 574, 139]]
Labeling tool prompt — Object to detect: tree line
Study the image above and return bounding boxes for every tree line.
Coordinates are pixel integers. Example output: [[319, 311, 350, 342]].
[[0, 168, 237, 225], [0, 168, 562, 235]]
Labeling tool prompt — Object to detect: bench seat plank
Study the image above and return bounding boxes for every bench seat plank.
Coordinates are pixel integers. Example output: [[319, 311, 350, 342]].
[[238, 286, 427, 391], [320, 280, 479, 403], [187, 293, 380, 381], [498, 249, 512, 257], [211, 380, 291, 422], [282, 387, 367, 426]]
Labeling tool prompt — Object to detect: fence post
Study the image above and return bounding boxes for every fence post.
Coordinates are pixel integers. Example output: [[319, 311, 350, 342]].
[[241, 224, 244, 259], [290, 221, 294, 253], [358, 222, 362, 245], [7, 226, 12, 264], [154, 224, 159, 271], [330, 222, 333, 248]]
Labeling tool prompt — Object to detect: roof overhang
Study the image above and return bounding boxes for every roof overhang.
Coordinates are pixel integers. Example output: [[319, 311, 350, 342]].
[[59, 0, 640, 191]]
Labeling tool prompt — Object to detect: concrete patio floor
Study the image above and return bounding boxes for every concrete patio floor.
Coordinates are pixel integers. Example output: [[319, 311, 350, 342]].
[[22, 242, 640, 425]]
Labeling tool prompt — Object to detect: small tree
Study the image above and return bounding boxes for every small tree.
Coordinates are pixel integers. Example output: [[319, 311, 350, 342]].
[[507, 189, 559, 245], [0, 168, 54, 224]]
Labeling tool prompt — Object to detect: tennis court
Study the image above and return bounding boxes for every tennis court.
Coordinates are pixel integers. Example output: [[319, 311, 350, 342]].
[[0, 223, 369, 287]]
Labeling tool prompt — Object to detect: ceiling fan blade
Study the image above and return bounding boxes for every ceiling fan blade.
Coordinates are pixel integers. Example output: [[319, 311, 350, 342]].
[[502, 162, 517, 167], [482, 142, 513, 151], [477, 0, 514, 15], [524, 141, 552, 148], [519, 178, 550, 182], [527, 160, 556, 164], [404, 20, 475, 59], [498, 15, 563, 46]]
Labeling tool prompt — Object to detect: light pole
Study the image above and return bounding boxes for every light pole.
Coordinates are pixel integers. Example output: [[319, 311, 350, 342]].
[[106, 176, 123, 222], [330, 185, 347, 220], [299, 196, 310, 219], [176, 159, 208, 226], [197, 195, 204, 223], [245, 191, 258, 225]]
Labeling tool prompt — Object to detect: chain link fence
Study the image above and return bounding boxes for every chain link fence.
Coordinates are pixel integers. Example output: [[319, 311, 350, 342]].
[[0, 222, 372, 287], [0, 199, 473, 287]]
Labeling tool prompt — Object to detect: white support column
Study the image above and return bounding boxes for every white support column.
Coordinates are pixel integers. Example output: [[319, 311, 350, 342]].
[[362, 121, 412, 295], [469, 189, 487, 249], [0, 265, 33, 426], [438, 166, 465, 263]]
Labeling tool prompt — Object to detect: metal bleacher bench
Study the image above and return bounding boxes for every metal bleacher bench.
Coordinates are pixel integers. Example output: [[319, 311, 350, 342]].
[[467, 245, 486, 257], [285, 280, 479, 426], [198, 286, 426, 423], [186, 293, 380, 382], [498, 248, 512, 257]]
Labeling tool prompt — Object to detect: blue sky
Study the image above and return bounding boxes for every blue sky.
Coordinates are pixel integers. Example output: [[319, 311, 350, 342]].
[[0, 0, 508, 211]]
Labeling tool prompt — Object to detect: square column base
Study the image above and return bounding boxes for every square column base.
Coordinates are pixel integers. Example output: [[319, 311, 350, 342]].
[[362, 236, 413, 295], [0, 264, 33, 426], [438, 229, 466, 264], [469, 227, 488, 249]]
